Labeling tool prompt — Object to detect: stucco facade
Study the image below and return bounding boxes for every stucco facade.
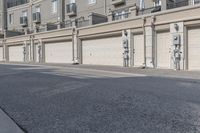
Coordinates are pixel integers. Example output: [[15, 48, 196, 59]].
[[1, 0, 200, 71]]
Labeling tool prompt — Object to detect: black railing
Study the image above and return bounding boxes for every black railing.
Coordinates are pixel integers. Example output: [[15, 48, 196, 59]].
[[33, 12, 41, 22], [66, 3, 76, 14], [138, 6, 161, 15], [7, 0, 29, 8], [194, 0, 200, 4], [112, 12, 130, 21], [167, 0, 189, 9], [77, 20, 89, 28]]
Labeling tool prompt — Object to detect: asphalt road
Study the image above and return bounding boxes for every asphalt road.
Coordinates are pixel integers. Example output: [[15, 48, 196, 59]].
[[0, 64, 200, 133]]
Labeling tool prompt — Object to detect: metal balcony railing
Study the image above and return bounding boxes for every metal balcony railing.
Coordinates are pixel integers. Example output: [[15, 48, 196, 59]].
[[138, 6, 161, 15], [77, 20, 90, 28], [7, 0, 29, 8], [167, 0, 189, 9], [66, 3, 77, 16], [112, 12, 131, 21]]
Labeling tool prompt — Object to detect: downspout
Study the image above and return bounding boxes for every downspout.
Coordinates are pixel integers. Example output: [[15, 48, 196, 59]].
[[72, 28, 75, 62], [142, 17, 146, 68], [30, 0, 33, 31], [104, 0, 107, 15]]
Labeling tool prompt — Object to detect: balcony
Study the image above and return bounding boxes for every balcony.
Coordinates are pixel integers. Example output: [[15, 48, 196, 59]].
[[7, 0, 29, 8], [112, 12, 130, 21], [167, 0, 200, 9], [33, 12, 41, 23], [138, 6, 161, 15], [111, 0, 125, 6], [66, 3, 77, 17], [20, 17, 28, 27]]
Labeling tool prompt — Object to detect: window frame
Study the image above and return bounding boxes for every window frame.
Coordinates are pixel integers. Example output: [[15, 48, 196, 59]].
[[9, 13, 14, 25], [88, 0, 96, 5], [52, 0, 58, 14]]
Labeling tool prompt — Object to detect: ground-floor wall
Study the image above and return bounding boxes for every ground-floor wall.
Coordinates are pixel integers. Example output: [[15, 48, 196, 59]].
[[2, 6, 200, 71]]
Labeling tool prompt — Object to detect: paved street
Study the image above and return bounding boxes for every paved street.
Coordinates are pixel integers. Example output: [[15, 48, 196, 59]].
[[0, 64, 200, 133]]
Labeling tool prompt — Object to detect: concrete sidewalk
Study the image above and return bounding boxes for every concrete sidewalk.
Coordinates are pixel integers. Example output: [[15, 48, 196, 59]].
[[0, 108, 24, 133], [0, 62, 200, 80]]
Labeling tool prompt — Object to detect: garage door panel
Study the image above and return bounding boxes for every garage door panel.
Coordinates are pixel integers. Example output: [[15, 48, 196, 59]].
[[82, 37, 123, 66], [156, 31, 171, 69], [188, 28, 200, 70], [45, 42, 72, 64], [9, 45, 24, 62], [133, 34, 144, 67]]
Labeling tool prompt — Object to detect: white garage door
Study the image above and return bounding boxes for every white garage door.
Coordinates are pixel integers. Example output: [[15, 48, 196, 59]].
[[156, 31, 171, 69], [45, 42, 72, 63], [0, 47, 3, 61], [9, 45, 24, 62], [82, 36, 123, 66], [188, 28, 200, 70], [35, 44, 39, 63], [133, 34, 144, 67]]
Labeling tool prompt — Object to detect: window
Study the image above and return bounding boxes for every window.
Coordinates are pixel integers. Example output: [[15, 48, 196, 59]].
[[88, 0, 96, 4], [154, 0, 161, 6], [52, 0, 58, 13], [70, 0, 75, 3], [35, 6, 40, 13], [9, 14, 14, 24], [22, 11, 28, 17], [139, 0, 145, 9], [193, 0, 200, 4]]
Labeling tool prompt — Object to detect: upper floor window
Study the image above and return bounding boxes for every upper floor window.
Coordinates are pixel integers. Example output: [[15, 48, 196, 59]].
[[52, 0, 58, 13], [70, 0, 76, 3], [193, 0, 200, 4], [22, 11, 28, 17], [9, 14, 14, 24], [154, 0, 161, 7], [88, 0, 96, 4], [35, 6, 41, 13], [139, 0, 145, 9]]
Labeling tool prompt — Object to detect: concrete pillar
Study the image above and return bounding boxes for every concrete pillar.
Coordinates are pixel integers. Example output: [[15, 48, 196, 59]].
[[107, 9, 113, 22], [72, 29, 79, 64], [23, 41, 29, 62], [29, 36, 34, 62], [170, 22, 184, 70], [122, 29, 131, 67], [38, 39, 43, 63], [2, 39, 8, 62], [40, 40, 45, 63], [129, 4, 138, 18], [161, 0, 167, 10], [145, 26, 154, 68]]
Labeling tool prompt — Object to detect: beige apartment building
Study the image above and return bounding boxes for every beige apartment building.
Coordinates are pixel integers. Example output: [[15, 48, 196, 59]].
[[0, 0, 200, 70]]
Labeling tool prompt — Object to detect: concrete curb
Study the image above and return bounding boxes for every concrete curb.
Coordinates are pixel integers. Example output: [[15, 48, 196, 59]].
[[0, 108, 24, 133]]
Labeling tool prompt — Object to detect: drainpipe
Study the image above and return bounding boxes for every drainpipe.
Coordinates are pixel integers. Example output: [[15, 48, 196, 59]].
[[30, 0, 33, 32], [142, 17, 146, 68], [72, 28, 75, 63], [104, 0, 107, 15]]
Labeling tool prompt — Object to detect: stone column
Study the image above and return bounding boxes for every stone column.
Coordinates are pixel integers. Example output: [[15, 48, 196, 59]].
[[145, 26, 154, 68], [29, 36, 34, 62], [38, 39, 43, 63], [161, 0, 167, 10], [129, 4, 138, 18], [122, 29, 132, 67], [2, 39, 8, 62], [170, 22, 184, 70], [72, 29, 79, 64], [23, 40, 29, 62]]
